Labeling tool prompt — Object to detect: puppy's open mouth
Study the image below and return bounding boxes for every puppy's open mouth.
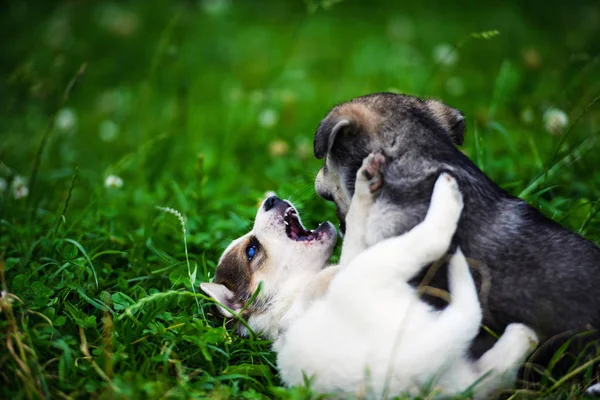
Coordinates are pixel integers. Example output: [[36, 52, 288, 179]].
[[283, 206, 324, 242]]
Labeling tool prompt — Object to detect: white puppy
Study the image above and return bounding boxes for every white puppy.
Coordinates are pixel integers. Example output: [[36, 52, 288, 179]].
[[202, 153, 538, 398]]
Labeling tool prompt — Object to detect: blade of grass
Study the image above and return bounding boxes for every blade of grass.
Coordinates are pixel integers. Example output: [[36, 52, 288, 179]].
[[63, 238, 98, 289], [519, 137, 596, 199], [27, 64, 87, 223]]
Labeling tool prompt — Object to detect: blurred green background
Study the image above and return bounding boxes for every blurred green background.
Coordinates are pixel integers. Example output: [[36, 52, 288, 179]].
[[1, 0, 600, 398]]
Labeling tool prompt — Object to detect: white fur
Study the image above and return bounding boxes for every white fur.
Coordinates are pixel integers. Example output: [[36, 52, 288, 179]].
[[275, 165, 538, 398], [205, 156, 538, 398], [587, 383, 600, 396]]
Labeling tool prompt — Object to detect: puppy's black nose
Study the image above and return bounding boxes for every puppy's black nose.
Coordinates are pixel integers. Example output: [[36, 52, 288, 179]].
[[263, 195, 281, 211]]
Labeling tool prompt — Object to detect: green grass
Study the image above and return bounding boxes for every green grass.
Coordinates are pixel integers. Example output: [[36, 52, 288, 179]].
[[1, 0, 600, 398]]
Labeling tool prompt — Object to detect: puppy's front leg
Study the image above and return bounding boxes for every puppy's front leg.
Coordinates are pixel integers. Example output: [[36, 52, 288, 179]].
[[360, 172, 463, 282], [338, 152, 386, 267]]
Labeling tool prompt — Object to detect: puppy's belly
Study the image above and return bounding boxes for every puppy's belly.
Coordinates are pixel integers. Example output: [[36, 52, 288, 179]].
[[276, 297, 456, 395]]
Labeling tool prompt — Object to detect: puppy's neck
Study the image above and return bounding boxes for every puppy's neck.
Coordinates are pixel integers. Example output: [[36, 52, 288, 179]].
[[247, 268, 325, 339]]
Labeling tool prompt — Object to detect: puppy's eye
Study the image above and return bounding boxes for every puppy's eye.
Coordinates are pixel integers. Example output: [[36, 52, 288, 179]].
[[246, 245, 257, 261]]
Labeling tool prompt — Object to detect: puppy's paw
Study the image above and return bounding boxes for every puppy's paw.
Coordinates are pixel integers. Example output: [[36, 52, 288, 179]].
[[502, 323, 539, 364], [428, 171, 464, 223], [356, 152, 386, 198]]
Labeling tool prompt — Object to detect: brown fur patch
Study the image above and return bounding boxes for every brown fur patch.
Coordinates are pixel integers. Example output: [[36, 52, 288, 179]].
[[333, 102, 381, 137], [215, 245, 253, 303], [215, 248, 251, 297], [214, 236, 268, 313], [425, 99, 465, 144]]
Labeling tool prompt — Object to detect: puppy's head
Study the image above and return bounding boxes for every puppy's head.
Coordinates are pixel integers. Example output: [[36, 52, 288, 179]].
[[314, 93, 465, 233], [201, 196, 336, 337]]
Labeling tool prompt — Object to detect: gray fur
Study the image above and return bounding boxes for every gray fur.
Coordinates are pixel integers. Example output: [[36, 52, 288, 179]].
[[313, 92, 600, 377]]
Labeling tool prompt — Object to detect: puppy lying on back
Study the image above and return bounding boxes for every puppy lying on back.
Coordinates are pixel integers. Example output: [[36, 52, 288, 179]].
[[202, 153, 538, 398]]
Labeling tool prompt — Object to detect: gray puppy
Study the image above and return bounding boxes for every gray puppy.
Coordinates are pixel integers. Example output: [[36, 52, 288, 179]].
[[313, 92, 600, 382]]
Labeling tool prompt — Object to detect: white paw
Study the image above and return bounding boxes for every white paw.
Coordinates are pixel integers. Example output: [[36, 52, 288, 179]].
[[437, 172, 463, 208], [504, 323, 539, 355], [355, 152, 386, 199], [426, 172, 464, 227]]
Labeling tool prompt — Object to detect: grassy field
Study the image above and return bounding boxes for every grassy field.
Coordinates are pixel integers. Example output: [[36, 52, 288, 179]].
[[1, 0, 600, 398]]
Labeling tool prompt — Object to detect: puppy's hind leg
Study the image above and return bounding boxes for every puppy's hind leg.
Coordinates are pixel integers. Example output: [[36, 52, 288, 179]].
[[435, 248, 482, 342], [471, 323, 538, 399], [339, 152, 386, 267]]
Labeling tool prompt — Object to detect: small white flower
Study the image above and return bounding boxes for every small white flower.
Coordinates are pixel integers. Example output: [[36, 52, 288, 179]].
[[258, 109, 279, 128], [98, 120, 119, 142], [55, 108, 78, 133], [0, 178, 7, 193], [432, 43, 459, 67], [104, 175, 123, 189], [543, 108, 569, 135], [12, 176, 29, 200]]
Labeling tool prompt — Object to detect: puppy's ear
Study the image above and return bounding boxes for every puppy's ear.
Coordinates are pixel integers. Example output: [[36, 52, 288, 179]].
[[200, 282, 242, 318], [425, 100, 466, 145], [314, 118, 352, 159]]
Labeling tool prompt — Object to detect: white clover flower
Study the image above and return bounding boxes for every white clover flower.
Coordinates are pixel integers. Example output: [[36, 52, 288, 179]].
[[543, 108, 569, 135], [432, 43, 459, 67], [12, 176, 29, 200], [98, 119, 119, 142], [0, 178, 7, 193], [104, 175, 124, 189], [55, 107, 78, 133], [258, 109, 279, 128]]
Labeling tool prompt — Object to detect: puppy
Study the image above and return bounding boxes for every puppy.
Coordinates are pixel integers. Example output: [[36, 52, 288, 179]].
[[202, 153, 538, 398], [313, 93, 600, 361]]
